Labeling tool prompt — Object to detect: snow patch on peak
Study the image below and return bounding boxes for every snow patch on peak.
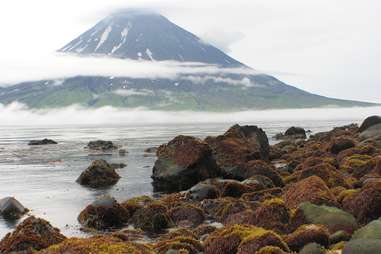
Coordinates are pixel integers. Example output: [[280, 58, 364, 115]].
[[145, 48, 154, 61], [111, 25, 131, 54], [95, 25, 112, 52]]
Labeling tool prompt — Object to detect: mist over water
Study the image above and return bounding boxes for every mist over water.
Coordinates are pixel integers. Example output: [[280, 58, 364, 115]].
[[1, 102, 380, 126]]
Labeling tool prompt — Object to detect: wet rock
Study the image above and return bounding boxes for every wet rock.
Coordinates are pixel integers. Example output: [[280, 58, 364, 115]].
[[342, 182, 381, 224], [130, 203, 172, 233], [330, 137, 356, 154], [359, 115, 381, 132], [189, 182, 219, 201], [275, 127, 307, 141], [282, 176, 338, 209], [28, 138, 57, 145], [0, 197, 28, 220], [205, 124, 270, 174], [285, 224, 330, 252], [168, 204, 205, 228], [78, 195, 130, 230], [204, 224, 289, 254], [0, 216, 66, 253], [39, 236, 154, 254], [87, 140, 118, 151], [293, 202, 358, 234], [118, 149, 127, 156], [76, 160, 120, 188], [343, 239, 381, 254], [152, 135, 220, 192]]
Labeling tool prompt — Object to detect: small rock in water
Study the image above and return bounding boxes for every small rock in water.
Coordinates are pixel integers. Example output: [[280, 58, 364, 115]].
[[110, 163, 127, 169], [0, 197, 28, 220], [118, 149, 127, 156], [28, 138, 57, 145], [76, 160, 120, 188], [144, 147, 157, 153], [86, 140, 117, 151]]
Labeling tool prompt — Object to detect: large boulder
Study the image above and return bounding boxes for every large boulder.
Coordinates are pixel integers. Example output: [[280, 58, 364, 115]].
[[78, 195, 130, 230], [0, 216, 66, 253], [282, 176, 338, 209], [86, 140, 118, 151], [0, 197, 28, 220], [76, 160, 120, 188], [359, 116, 381, 132], [28, 138, 57, 145], [152, 135, 220, 192], [205, 124, 270, 175], [292, 202, 358, 234]]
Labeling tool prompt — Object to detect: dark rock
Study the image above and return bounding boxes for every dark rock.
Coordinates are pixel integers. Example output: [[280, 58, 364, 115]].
[[330, 230, 351, 244], [77, 160, 120, 188], [78, 195, 130, 230], [87, 140, 118, 151], [28, 138, 57, 145], [285, 126, 307, 137], [118, 149, 127, 156], [360, 123, 381, 141], [205, 124, 270, 174], [0, 216, 66, 253], [0, 197, 28, 220], [152, 135, 220, 192], [144, 147, 158, 153], [359, 116, 381, 132], [330, 137, 356, 154]]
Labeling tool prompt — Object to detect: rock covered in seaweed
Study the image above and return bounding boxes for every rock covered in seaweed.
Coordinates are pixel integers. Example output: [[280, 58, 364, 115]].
[[0, 216, 66, 253], [28, 138, 57, 145], [86, 140, 118, 151], [78, 195, 130, 230], [76, 160, 121, 188], [152, 135, 220, 192]]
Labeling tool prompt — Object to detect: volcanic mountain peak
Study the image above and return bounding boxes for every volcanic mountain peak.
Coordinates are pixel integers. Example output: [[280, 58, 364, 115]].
[[59, 10, 243, 67]]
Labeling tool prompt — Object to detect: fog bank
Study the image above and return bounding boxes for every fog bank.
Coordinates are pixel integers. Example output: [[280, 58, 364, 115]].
[[0, 103, 379, 126]]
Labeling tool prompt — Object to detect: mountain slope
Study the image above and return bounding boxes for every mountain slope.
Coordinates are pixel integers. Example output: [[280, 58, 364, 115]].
[[59, 10, 243, 67], [0, 10, 376, 110]]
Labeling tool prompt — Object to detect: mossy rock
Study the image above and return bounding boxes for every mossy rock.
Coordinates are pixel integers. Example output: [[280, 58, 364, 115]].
[[285, 224, 329, 251], [39, 236, 154, 254], [352, 219, 381, 240], [296, 202, 358, 234], [204, 224, 289, 254], [343, 239, 381, 254], [256, 246, 288, 254], [154, 236, 203, 254], [298, 243, 327, 254], [130, 203, 172, 233]]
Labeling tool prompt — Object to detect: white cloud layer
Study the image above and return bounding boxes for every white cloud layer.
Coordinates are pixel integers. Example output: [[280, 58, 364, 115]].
[[1, 102, 380, 126], [0, 53, 258, 86]]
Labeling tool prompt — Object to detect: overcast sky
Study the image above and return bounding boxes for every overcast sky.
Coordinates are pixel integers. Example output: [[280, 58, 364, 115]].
[[0, 0, 380, 103]]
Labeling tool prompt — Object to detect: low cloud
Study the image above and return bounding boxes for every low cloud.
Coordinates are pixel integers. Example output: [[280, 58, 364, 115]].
[[0, 53, 259, 86], [1, 102, 380, 126], [200, 30, 245, 53]]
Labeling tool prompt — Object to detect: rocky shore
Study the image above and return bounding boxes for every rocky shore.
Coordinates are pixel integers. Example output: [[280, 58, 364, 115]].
[[1, 116, 381, 253]]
